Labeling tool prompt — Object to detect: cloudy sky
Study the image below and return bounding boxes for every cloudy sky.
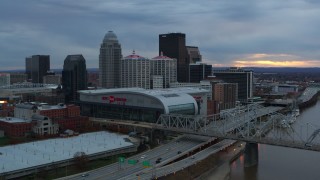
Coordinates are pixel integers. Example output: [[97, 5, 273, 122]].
[[1, 0, 320, 70]]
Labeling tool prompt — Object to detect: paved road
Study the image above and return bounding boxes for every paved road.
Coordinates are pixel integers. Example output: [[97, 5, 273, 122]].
[[59, 135, 210, 180], [122, 139, 236, 180]]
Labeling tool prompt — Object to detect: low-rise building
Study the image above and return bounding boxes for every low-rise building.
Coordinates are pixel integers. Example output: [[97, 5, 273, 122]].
[[0, 103, 87, 137], [32, 114, 59, 135], [0, 117, 33, 137]]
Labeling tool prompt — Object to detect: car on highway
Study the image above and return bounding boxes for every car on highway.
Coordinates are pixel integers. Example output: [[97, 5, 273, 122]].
[[305, 143, 312, 148], [136, 172, 144, 176], [140, 154, 147, 159], [81, 173, 89, 177], [177, 151, 182, 154], [156, 157, 162, 164]]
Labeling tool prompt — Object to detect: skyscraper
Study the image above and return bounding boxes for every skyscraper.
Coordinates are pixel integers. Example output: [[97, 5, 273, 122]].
[[213, 67, 253, 102], [99, 31, 122, 88], [186, 46, 202, 64], [159, 33, 188, 82], [150, 52, 177, 88], [121, 51, 150, 89], [25, 55, 50, 83], [62, 54, 87, 103], [189, 62, 212, 83]]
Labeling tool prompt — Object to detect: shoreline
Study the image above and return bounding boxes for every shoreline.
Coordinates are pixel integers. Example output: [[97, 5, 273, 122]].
[[195, 141, 245, 180]]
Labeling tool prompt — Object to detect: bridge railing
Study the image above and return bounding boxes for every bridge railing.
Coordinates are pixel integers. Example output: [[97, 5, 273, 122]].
[[155, 104, 320, 151]]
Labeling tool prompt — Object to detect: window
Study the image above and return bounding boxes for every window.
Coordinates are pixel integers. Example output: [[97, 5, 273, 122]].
[[168, 103, 195, 115]]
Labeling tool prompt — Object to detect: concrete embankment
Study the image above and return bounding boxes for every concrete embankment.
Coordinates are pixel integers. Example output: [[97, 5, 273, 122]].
[[196, 141, 245, 180]]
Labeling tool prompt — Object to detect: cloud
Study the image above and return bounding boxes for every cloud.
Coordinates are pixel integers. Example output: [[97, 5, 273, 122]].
[[1, 0, 320, 70]]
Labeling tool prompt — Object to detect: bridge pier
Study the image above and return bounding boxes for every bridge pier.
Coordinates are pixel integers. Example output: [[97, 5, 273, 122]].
[[244, 143, 258, 167]]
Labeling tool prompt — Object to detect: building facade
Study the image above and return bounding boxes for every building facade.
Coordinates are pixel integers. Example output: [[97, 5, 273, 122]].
[[150, 53, 177, 88], [272, 84, 299, 94], [186, 46, 202, 64], [25, 55, 50, 83], [121, 51, 150, 89], [213, 67, 253, 102], [189, 62, 212, 83], [43, 74, 61, 85], [99, 31, 122, 88], [0, 73, 10, 87], [151, 75, 163, 89], [62, 54, 87, 103], [213, 83, 238, 110], [10, 73, 27, 84], [32, 114, 59, 136], [159, 33, 188, 82], [0, 117, 33, 137]]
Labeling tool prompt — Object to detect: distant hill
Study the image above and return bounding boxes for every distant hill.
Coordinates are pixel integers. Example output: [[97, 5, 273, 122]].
[[2, 67, 320, 74], [213, 67, 320, 73]]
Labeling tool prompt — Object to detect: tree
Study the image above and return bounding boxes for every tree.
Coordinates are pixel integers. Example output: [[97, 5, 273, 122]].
[[73, 151, 89, 170]]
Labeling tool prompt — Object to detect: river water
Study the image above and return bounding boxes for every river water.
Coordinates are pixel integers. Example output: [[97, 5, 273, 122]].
[[230, 100, 320, 180]]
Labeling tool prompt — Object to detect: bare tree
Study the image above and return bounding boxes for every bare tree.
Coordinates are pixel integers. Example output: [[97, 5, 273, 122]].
[[73, 151, 89, 170]]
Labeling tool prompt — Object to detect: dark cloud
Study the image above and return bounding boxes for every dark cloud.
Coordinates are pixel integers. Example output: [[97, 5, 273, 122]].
[[1, 0, 320, 70]]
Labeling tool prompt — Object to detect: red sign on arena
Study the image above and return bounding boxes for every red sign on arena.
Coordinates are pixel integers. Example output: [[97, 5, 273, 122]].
[[102, 96, 127, 105]]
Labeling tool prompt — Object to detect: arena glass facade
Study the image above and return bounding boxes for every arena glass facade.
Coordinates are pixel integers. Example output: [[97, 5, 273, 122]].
[[78, 88, 208, 123]]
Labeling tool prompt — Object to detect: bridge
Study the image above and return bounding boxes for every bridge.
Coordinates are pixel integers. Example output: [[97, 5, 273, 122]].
[[93, 103, 320, 152]]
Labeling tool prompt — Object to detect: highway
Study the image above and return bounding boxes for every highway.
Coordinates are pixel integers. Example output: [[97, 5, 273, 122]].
[[121, 139, 236, 180], [59, 135, 211, 180]]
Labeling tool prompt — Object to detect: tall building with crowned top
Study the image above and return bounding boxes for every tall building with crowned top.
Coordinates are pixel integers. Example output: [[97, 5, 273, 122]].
[[121, 51, 150, 89], [150, 52, 177, 88], [99, 31, 122, 88]]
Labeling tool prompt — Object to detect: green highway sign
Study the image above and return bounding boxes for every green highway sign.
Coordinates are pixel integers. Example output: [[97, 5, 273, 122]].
[[119, 156, 125, 163], [142, 160, 150, 167], [128, 159, 137, 165]]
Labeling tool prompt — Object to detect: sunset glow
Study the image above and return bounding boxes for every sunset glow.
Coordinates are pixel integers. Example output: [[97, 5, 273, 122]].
[[233, 60, 313, 67], [231, 53, 320, 67]]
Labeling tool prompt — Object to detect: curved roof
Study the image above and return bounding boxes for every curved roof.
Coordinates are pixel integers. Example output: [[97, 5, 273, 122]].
[[78, 88, 200, 114], [124, 50, 146, 60], [152, 52, 174, 60], [103, 31, 118, 42]]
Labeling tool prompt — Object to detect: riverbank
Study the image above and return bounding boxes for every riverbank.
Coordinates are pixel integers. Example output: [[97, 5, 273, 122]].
[[196, 141, 245, 180], [298, 89, 320, 110]]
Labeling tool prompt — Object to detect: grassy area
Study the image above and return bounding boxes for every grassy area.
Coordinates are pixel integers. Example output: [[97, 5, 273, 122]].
[[0, 137, 9, 146]]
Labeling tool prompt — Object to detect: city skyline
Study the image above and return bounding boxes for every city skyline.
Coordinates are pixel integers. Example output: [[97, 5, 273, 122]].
[[1, 0, 320, 70]]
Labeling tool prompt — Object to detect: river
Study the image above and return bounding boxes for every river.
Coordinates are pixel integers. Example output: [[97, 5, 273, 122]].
[[230, 100, 320, 180]]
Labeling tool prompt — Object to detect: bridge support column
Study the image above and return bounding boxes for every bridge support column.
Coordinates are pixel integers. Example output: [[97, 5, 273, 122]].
[[244, 143, 258, 167]]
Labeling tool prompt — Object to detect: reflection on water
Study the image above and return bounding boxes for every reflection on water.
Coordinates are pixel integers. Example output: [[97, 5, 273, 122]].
[[244, 165, 258, 180], [230, 100, 320, 180]]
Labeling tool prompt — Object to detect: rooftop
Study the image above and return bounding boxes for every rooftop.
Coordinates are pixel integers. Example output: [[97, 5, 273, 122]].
[[124, 50, 146, 59], [78, 87, 209, 96], [103, 31, 118, 42], [15, 103, 67, 111], [0, 131, 133, 174], [0, 117, 31, 124], [152, 52, 174, 60]]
